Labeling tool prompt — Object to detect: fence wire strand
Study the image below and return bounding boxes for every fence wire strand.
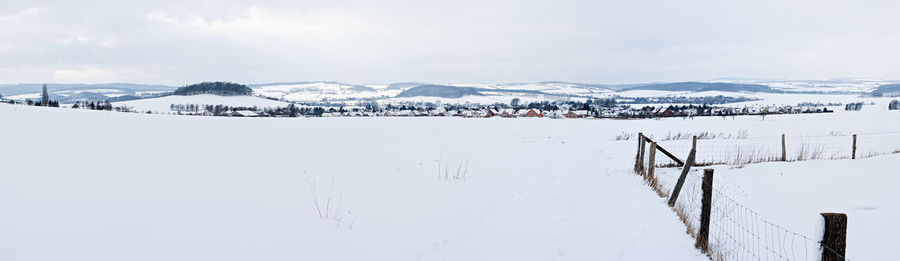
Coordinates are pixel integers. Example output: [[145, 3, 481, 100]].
[[648, 132, 900, 167]]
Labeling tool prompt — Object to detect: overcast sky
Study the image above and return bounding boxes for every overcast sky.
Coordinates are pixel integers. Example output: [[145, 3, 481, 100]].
[[1, 0, 899, 85]]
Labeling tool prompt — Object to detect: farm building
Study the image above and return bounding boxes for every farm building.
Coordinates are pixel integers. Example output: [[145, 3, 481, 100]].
[[845, 102, 863, 111]]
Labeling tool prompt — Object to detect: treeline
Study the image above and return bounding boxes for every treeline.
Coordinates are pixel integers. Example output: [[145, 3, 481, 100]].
[[354, 98, 617, 113], [70, 100, 134, 112], [172, 81, 253, 96], [25, 99, 60, 107]]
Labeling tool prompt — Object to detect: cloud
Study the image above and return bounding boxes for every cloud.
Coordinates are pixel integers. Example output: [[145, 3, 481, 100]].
[[2, 1, 900, 84], [52, 68, 148, 83], [146, 7, 386, 42], [55, 35, 119, 47], [0, 8, 41, 21]]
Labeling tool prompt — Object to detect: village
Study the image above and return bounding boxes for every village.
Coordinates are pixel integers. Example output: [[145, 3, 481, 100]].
[[0, 92, 861, 119], [115, 99, 849, 118], [6, 84, 896, 119], [312, 103, 840, 119]]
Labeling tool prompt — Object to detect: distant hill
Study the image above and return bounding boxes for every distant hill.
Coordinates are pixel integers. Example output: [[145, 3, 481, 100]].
[[0, 83, 176, 96], [396, 85, 484, 98], [173, 82, 252, 96], [386, 82, 427, 90], [623, 82, 779, 93], [872, 84, 900, 96], [252, 81, 375, 92], [0, 83, 175, 103], [536, 81, 616, 90]]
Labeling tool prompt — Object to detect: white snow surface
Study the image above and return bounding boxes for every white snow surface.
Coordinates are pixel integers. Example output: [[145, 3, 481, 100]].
[[0, 103, 707, 261], [2, 97, 898, 260]]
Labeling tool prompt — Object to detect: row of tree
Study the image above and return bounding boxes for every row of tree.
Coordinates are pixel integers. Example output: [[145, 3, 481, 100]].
[[170, 103, 326, 117], [71, 100, 117, 111], [25, 99, 60, 107]]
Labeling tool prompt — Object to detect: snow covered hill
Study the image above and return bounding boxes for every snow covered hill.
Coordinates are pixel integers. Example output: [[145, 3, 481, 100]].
[[112, 94, 289, 113], [251, 82, 394, 102], [242, 79, 896, 105]]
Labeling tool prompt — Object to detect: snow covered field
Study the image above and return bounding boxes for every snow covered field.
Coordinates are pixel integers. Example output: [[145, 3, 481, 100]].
[[0, 104, 706, 261], [112, 94, 289, 113], [1, 100, 897, 260]]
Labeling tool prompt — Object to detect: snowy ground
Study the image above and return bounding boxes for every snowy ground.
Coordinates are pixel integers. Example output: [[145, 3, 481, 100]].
[[1, 100, 897, 260], [0, 104, 706, 261]]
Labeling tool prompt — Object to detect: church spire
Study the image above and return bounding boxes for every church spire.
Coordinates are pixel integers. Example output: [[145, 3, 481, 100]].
[[41, 84, 49, 106]]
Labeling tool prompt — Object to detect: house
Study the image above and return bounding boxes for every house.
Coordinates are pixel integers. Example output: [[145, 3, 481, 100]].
[[516, 109, 529, 117], [483, 109, 497, 117], [565, 111, 578, 118], [430, 107, 447, 116], [321, 112, 342, 117], [844, 102, 863, 111], [500, 109, 516, 118], [546, 111, 564, 119], [573, 110, 590, 118], [524, 108, 542, 117], [683, 108, 698, 116], [395, 110, 414, 117], [659, 109, 676, 117]]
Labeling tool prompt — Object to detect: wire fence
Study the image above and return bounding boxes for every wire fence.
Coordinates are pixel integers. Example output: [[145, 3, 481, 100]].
[[653, 169, 849, 261], [633, 131, 869, 260], [649, 132, 900, 166]]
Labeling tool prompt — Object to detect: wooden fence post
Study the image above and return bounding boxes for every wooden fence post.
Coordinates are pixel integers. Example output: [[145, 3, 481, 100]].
[[852, 134, 857, 159], [639, 134, 647, 174], [647, 142, 657, 180], [668, 148, 696, 207], [821, 213, 847, 261], [635, 132, 643, 172], [696, 169, 713, 253], [781, 134, 787, 161], [692, 135, 697, 151]]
